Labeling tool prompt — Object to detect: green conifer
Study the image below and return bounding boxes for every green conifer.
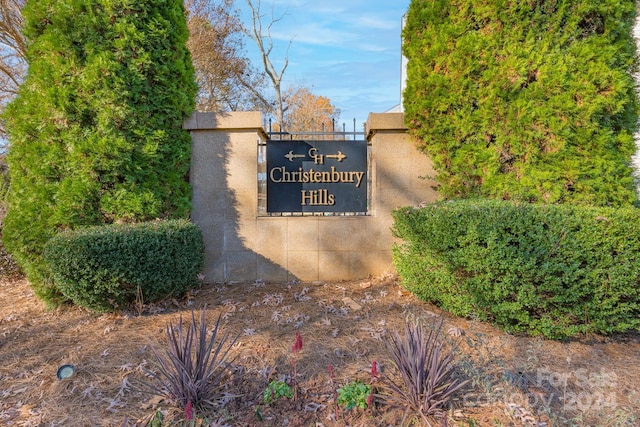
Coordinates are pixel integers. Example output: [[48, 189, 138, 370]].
[[403, 0, 638, 206], [2, 0, 197, 304]]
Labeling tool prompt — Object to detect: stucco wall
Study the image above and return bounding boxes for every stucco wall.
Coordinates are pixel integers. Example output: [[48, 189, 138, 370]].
[[185, 111, 437, 283]]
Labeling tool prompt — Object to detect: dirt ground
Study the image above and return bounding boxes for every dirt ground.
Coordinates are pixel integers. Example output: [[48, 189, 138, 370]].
[[1, 273, 639, 426]]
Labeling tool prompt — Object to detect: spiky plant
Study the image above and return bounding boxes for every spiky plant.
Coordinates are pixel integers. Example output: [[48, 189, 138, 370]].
[[380, 317, 468, 426], [139, 308, 239, 415]]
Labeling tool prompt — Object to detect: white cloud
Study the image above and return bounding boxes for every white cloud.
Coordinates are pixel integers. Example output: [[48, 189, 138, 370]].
[[355, 14, 398, 31], [270, 23, 355, 46], [240, 0, 411, 123]]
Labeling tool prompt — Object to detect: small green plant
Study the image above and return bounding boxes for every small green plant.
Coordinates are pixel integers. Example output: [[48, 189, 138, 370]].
[[380, 317, 468, 425], [137, 308, 239, 416], [262, 380, 294, 405], [337, 380, 371, 411]]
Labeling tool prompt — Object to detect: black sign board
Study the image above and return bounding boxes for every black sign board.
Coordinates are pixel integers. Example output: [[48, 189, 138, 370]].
[[266, 140, 368, 213]]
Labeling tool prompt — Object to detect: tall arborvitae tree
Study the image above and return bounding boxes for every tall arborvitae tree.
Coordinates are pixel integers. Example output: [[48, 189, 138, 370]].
[[403, 0, 638, 206], [2, 0, 197, 304]]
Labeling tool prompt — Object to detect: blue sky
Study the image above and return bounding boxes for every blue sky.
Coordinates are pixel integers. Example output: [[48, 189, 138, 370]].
[[238, 0, 412, 130]]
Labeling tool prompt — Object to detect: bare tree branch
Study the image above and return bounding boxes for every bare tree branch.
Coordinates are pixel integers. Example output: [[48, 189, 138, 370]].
[[245, 0, 292, 130], [0, 0, 26, 138], [186, 0, 267, 113], [0, 0, 25, 59]]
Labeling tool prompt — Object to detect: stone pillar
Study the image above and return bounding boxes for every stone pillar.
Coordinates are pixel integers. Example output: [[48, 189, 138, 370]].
[[185, 112, 267, 283], [365, 112, 439, 272]]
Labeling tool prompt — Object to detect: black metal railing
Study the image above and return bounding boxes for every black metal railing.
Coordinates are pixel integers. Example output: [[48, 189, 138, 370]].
[[266, 118, 366, 141]]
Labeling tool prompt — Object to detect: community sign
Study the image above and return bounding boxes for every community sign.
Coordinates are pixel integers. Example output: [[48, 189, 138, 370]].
[[266, 140, 368, 213]]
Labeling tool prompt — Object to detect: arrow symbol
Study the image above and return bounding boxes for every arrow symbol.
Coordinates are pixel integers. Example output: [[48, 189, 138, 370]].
[[285, 151, 306, 162], [326, 151, 346, 162]]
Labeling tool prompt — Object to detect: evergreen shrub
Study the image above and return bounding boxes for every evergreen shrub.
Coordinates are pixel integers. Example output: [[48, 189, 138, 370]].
[[403, 0, 638, 206], [2, 0, 197, 305], [43, 220, 204, 312], [392, 200, 640, 339]]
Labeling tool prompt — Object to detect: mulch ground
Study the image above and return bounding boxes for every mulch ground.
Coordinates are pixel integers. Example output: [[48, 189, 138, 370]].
[[1, 274, 639, 426]]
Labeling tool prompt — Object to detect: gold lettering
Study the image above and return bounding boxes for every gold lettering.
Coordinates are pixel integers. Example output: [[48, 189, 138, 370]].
[[301, 190, 312, 206], [308, 147, 324, 164], [269, 167, 283, 183], [300, 189, 336, 206], [272, 166, 365, 187]]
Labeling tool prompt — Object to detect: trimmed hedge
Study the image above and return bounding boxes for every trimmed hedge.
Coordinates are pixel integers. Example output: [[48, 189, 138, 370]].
[[43, 220, 204, 312], [392, 200, 640, 339]]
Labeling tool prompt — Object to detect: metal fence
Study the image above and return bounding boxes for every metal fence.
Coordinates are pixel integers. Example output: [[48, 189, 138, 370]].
[[265, 118, 366, 141]]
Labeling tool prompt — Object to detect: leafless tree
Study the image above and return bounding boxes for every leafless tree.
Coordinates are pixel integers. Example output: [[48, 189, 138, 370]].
[[244, 0, 292, 130], [0, 0, 25, 140], [186, 0, 266, 112]]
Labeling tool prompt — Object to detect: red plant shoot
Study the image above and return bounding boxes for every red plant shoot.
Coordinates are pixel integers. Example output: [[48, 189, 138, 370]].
[[292, 331, 303, 353], [368, 360, 378, 411], [184, 400, 193, 421], [291, 332, 303, 400]]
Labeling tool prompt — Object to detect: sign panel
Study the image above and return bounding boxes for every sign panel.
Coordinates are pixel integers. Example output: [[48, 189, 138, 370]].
[[266, 140, 368, 213]]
